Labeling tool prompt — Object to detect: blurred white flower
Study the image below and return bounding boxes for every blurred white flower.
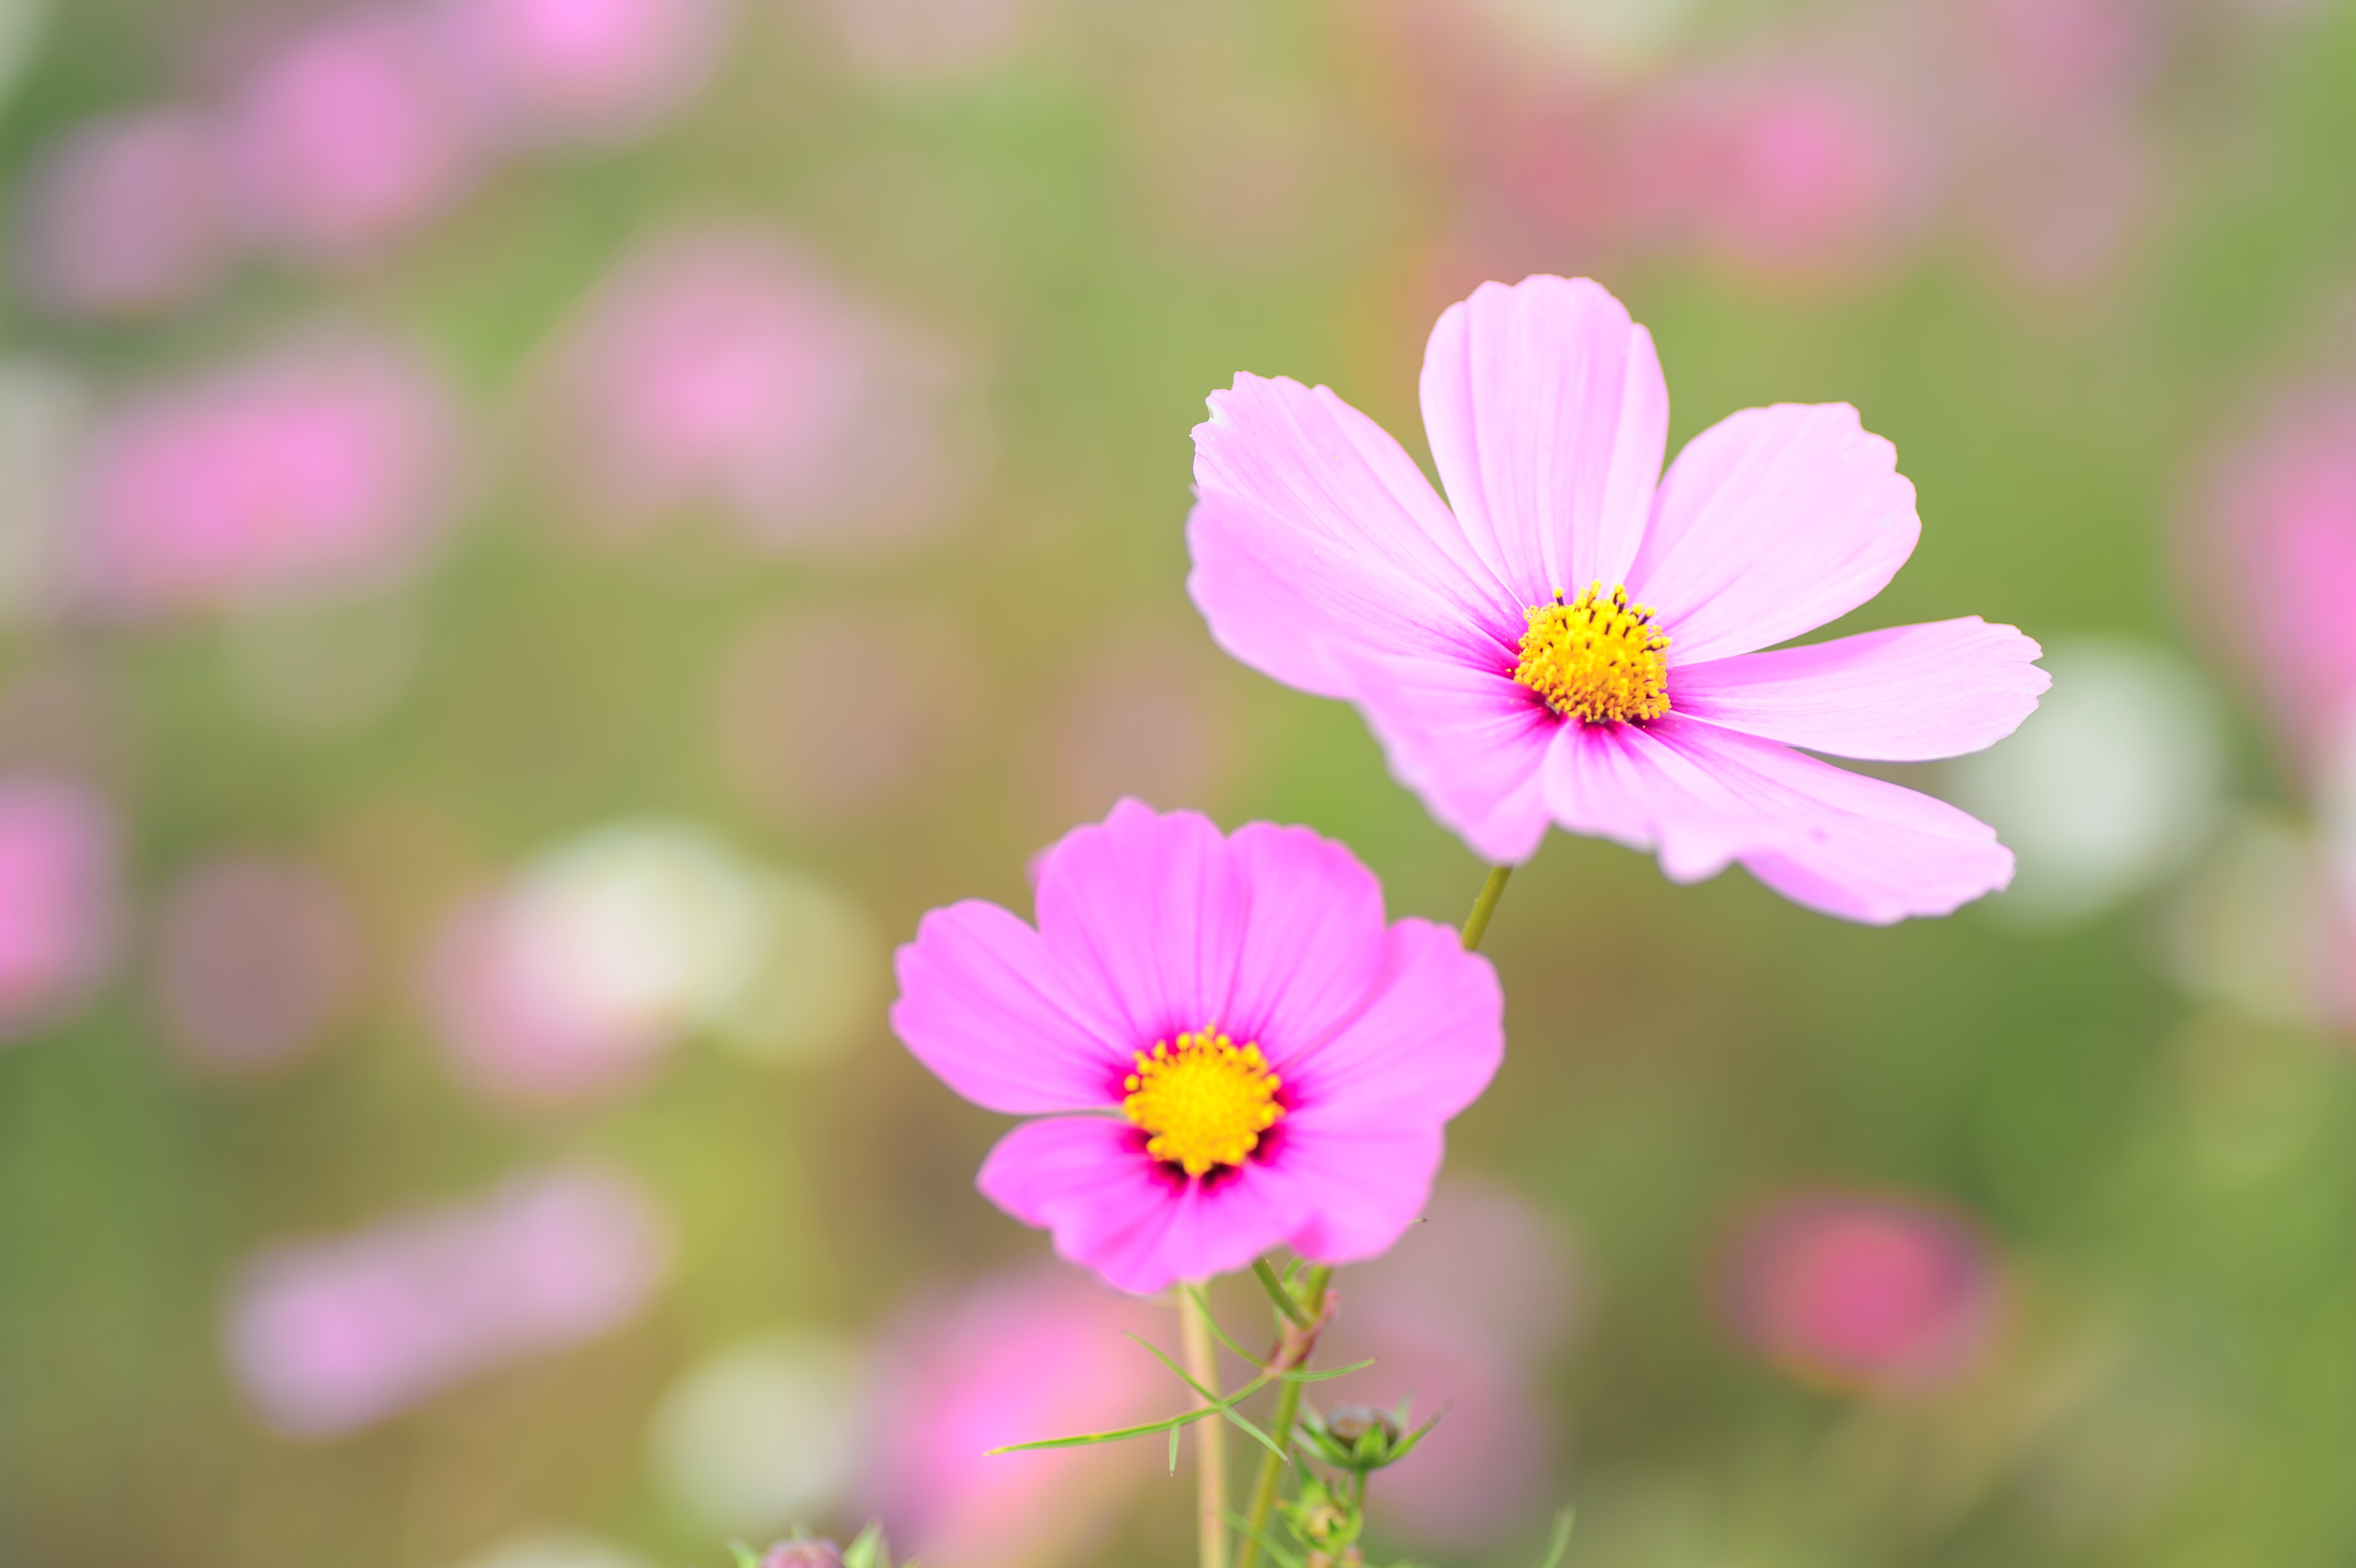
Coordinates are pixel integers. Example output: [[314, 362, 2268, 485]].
[[452, 1531, 657, 1568], [428, 818, 878, 1105], [646, 1329, 869, 1536], [1945, 639, 2223, 926]]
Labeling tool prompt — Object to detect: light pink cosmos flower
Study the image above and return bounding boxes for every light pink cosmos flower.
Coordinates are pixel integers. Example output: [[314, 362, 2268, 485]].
[[0, 777, 118, 1042], [1621, 72, 1927, 279], [71, 333, 459, 617], [2192, 387, 2356, 770], [892, 799, 1504, 1295], [154, 853, 363, 1076], [427, 0, 731, 147], [17, 109, 235, 319], [225, 1163, 670, 1437], [1188, 274, 2049, 924], [1720, 1189, 2004, 1399], [222, 7, 484, 263], [539, 230, 982, 554]]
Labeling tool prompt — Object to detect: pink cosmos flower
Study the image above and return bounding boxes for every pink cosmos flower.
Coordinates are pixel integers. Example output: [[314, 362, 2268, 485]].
[[1188, 274, 2049, 923], [539, 230, 979, 554], [1720, 1189, 2004, 1398], [225, 1163, 671, 1437], [1621, 73, 1926, 279], [0, 777, 118, 1041], [154, 853, 363, 1076], [17, 109, 235, 319], [2191, 387, 2356, 771], [891, 799, 1504, 1295], [428, 0, 731, 147], [71, 333, 459, 616], [222, 8, 484, 263]]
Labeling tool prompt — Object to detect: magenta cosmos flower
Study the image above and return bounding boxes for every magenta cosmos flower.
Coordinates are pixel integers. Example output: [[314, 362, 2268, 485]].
[[1188, 275, 2050, 923], [891, 799, 1503, 1295]]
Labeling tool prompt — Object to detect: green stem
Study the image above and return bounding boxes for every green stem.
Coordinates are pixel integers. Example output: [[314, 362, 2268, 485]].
[[1233, 1264, 1332, 1568], [1180, 1283, 1228, 1568], [1459, 864, 1513, 952]]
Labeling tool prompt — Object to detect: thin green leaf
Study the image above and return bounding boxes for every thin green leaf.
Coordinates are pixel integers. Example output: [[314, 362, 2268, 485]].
[[985, 1406, 1210, 1453], [1184, 1284, 1266, 1365], [1120, 1334, 1288, 1458], [1250, 1257, 1311, 1328], [1386, 1404, 1450, 1467], [729, 1544, 762, 1568], [1168, 1423, 1181, 1475], [1533, 1508, 1576, 1568], [1275, 1357, 1376, 1383]]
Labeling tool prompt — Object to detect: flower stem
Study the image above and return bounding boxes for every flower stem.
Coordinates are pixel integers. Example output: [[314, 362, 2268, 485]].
[[1180, 1281, 1228, 1568], [1233, 1264, 1331, 1568], [1459, 864, 1514, 951]]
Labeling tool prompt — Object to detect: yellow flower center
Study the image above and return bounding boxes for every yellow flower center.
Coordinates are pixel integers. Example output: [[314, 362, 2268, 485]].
[[1513, 581, 1672, 724], [1121, 1029, 1285, 1178]]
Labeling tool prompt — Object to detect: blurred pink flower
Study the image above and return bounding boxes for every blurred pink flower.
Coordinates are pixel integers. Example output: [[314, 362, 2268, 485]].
[[716, 602, 975, 823], [1189, 274, 2045, 922], [1622, 69, 1928, 278], [428, 0, 731, 146], [72, 334, 459, 616], [226, 1164, 671, 1437], [17, 109, 235, 319], [154, 854, 363, 1076], [2192, 388, 2356, 769], [1721, 1190, 2004, 1398], [0, 776, 118, 1042], [1039, 633, 1234, 825], [893, 799, 1505, 1295], [223, 7, 484, 262], [425, 890, 674, 1109], [543, 230, 981, 553], [1944, 0, 2155, 117], [1317, 1176, 1580, 1549], [862, 1268, 1168, 1568]]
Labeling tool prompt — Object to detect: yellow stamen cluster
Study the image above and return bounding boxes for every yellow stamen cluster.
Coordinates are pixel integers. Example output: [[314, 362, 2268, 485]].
[[1120, 1029, 1284, 1178], [1513, 581, 1671, 724]]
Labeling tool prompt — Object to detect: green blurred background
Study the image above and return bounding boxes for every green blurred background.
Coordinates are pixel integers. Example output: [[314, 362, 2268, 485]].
[[4, 0, 2356, 1564]]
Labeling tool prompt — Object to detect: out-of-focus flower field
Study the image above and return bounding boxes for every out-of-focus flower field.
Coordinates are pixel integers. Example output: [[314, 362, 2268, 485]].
[[3, 0, 2355, 1564]]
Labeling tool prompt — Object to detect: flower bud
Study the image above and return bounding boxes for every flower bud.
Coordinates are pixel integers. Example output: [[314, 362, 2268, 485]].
[[1323, 1405, 1400, 1448]]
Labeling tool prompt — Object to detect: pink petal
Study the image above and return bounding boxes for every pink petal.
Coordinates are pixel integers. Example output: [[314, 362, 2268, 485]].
[[1673, 617, 2049, 761], [1419, 275, 1669, 605], [978, 1117, 1312, 1295], [1188, 373, 1516, 700], [1330, 645, 1556, 865], [1278, 918, 1504, 1131], [1031, 800, 1243, 1046], [1221, 820, 1390, 1050], [1631, 403, 1920, 664], [891, 899, 1125, 1114], [1252, 1122, 1448, 1267], [1543, 716, 2013, 923]]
